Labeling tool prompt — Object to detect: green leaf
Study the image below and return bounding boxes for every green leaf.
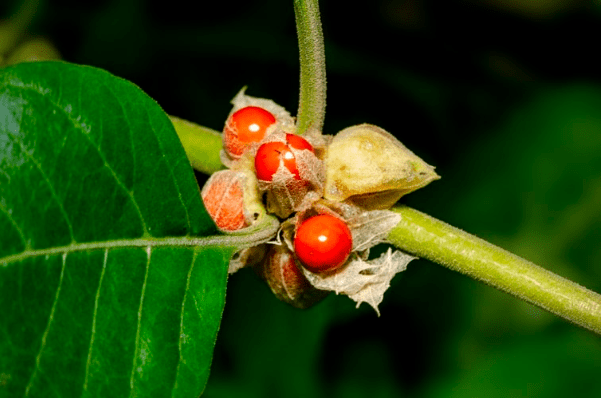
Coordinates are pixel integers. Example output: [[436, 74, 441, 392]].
[[0, 61, 235, 397]]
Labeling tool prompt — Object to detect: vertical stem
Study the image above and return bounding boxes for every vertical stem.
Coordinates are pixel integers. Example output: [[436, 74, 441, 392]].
[[388, 205, 601, 335], [294, 0, 327, 134]]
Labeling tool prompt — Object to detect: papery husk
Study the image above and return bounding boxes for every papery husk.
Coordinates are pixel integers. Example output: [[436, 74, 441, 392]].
[[289, 200, 401, 252], [201, 167, 266, 232], [229, 87, 296, 132], [256, 132, 325, 218], [256, 244, 329, 309], [229, 244, 268, 274], [220, 87, 297, 166], [301, 248, 416, 315], [283, 200, 409, 315], [324, 124, 440, 209], [201, 170, 248, 231]]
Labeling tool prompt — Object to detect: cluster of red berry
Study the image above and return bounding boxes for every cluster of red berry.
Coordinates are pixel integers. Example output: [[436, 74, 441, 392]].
[[201, 97, 356, 307], [198, 90, 439, 312]]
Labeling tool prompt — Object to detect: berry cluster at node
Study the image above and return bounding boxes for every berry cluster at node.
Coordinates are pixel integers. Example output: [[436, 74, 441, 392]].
[[200, 89, 440, 313]]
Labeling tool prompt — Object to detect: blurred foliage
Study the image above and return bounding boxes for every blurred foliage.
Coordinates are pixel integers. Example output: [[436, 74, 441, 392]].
[[2, 0, 601, 397]]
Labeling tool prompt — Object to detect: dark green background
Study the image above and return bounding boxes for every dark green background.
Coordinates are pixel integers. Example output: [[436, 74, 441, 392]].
[[3, 0, 601, 397]]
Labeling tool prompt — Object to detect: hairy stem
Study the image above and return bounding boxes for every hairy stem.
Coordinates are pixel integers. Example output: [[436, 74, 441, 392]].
[[388, 205, 601, 334], [0, 215, 280, 266], [294, 0, 326, 134], [169, 116, 224, 174], [183, 0, 601, 335], [179, 121, 601, 334]]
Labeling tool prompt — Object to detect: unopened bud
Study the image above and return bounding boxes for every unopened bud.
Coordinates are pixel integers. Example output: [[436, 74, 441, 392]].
[[324, 124, 439, 209]]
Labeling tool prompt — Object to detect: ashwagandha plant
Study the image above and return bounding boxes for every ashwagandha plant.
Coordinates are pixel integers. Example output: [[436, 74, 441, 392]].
[[1, 0, 601, 396]]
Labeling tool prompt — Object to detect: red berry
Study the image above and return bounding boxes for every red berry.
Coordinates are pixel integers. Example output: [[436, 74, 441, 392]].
[[286, 133, 314, 152], [294, 214, 353, 273], [254, 134, 314, 181], [223, 106, 276, 158]]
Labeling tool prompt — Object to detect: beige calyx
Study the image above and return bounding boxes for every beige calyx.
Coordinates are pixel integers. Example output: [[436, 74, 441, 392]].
[[324, 124, 440, 209]]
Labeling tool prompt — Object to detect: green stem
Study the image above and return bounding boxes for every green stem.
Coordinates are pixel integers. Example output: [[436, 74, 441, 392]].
[[388, 205, 601, 334], [182, 0, 601, 335], [294, 0, 326, 134], [169, 116, 224, 174], [178, 121, 601, 334]]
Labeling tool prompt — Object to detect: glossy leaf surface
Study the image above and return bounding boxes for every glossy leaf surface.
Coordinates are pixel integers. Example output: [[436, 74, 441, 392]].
[[0, 62, 233, 397]]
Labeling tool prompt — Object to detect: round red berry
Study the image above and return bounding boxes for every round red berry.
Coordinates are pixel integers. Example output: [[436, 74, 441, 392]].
[[294, 214, 353, 273], [223, 106, 276, 158], [254, 134, 313, 181], [286, 133, 314, 152]]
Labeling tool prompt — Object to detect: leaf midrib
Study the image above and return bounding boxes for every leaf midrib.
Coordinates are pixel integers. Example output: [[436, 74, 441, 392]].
[[0, 215, 281, 266]]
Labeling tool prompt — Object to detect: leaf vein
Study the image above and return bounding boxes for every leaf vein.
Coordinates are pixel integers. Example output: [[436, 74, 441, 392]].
[[0, 215, 280, 266], [171, 250, 198, 397], [104, 83, 150, 235], [82, 248, 108, 396], [129, 246, 151, 395], [11, 83, 151, 238], [4, 128, 75, 242], [146, 107, 192, 234], [24, 252, 67, 397], [0, 199, 28, 248]]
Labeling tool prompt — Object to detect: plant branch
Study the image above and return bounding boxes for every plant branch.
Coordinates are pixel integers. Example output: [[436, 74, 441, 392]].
[[181, 0, 601, 334], [294, 0, 326, 134], [388, 205, 601, 335], [178, 120, 601, 334], [170, 116, 224, 174]]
